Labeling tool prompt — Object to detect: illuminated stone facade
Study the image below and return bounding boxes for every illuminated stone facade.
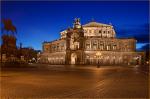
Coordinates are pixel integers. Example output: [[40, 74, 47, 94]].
[[40, 18, 145, 65]]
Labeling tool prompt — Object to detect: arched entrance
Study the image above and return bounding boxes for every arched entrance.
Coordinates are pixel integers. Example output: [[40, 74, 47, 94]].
[[71, 53, 77, 64]]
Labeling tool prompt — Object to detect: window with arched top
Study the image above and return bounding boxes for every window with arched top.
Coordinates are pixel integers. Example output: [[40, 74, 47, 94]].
[[106, 45, 111, 51], [103, 31, 107, 38], [113, 45, 117, 50], [84, 30, 87, 33], [107, 31, 110, 37], [99, 44, 104, 50], [54, 45, 56, 51], [86, 41, 90, 49], [89, 30, 91, 33], [93, 40, 97, 50], [93, 40, 97, 44]]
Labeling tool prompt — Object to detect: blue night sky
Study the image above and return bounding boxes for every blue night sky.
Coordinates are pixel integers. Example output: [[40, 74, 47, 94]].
[[1, 1, 149, 51]]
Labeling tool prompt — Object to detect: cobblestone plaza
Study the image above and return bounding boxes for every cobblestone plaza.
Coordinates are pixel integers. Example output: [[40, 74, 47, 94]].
[[1, 64, 149, 98]]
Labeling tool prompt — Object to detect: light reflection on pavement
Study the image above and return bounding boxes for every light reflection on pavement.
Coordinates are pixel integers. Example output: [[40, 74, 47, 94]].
[[0, 64, 149, 98]]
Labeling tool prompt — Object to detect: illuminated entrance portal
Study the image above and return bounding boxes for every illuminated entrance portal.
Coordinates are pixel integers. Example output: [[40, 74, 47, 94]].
[[71, 53, 77, 64]]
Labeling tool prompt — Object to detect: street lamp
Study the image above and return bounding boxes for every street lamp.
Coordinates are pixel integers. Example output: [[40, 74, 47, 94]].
[[96, 52, 102, 68]]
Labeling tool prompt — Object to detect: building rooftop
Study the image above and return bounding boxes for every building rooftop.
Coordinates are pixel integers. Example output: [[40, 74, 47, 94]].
[[83, 21, 112, 27]]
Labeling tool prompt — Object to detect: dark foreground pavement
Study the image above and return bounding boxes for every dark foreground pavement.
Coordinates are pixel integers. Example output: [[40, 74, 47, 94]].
[[0, 64, 149, 98]]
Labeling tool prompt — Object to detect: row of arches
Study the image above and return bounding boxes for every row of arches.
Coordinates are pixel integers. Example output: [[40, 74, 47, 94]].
[[84, 55, 142, 65], [39, 53, 142, 65]]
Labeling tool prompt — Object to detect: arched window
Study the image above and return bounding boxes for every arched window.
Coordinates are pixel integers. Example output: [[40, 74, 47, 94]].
[[53, 45, 56, 51], [103, 31, 107, 38], [107, 31, 110, 37], [89, 30, 91, 33], [61, 43, 64, 50], [99, 30, 102, 33], [113, 45, 117, 50], [99, 44, 104, 50], [86, 41, 90, 49], [106, 45, 111, 51], [93, 40, 97, 50]]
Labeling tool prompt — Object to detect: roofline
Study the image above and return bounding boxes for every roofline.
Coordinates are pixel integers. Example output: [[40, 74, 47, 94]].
[[82, 21, 112, 27]]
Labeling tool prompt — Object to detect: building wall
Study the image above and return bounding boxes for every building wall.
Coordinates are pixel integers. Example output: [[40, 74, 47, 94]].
[[43, 38, 136, 53], [43, 39, 66, 53], [40, 20, 145, 65], [60, 22, 116, 38], [83, 26, 115, 38], [40, 52, 66, 64], [60, 25, 116, 39], [84, 51, 145, 65], [84, 38, 136, 52], [41, 38, 142, 65]]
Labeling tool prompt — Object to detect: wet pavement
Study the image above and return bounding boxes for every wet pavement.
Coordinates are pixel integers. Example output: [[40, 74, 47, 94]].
[[0, 64, 149, 98]]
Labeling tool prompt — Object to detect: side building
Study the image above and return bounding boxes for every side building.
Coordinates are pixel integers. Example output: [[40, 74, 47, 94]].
[[39, 18, 145, 65]]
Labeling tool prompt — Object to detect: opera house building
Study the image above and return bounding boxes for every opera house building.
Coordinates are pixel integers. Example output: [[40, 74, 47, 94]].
[[39, 18, 145, 65]]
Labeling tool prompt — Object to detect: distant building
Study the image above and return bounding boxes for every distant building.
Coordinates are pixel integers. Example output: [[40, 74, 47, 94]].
[[40, 18, 145, 65]]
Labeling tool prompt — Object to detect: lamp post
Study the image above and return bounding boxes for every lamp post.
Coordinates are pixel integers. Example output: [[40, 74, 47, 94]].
[[96, 52, 102, 68]]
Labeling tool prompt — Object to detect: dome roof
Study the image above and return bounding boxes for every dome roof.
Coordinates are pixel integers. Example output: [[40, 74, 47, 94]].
[[83, 21, 111, 27]]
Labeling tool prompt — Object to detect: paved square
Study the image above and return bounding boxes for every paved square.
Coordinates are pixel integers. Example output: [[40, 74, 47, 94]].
[[0, 64, 149, 98]]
